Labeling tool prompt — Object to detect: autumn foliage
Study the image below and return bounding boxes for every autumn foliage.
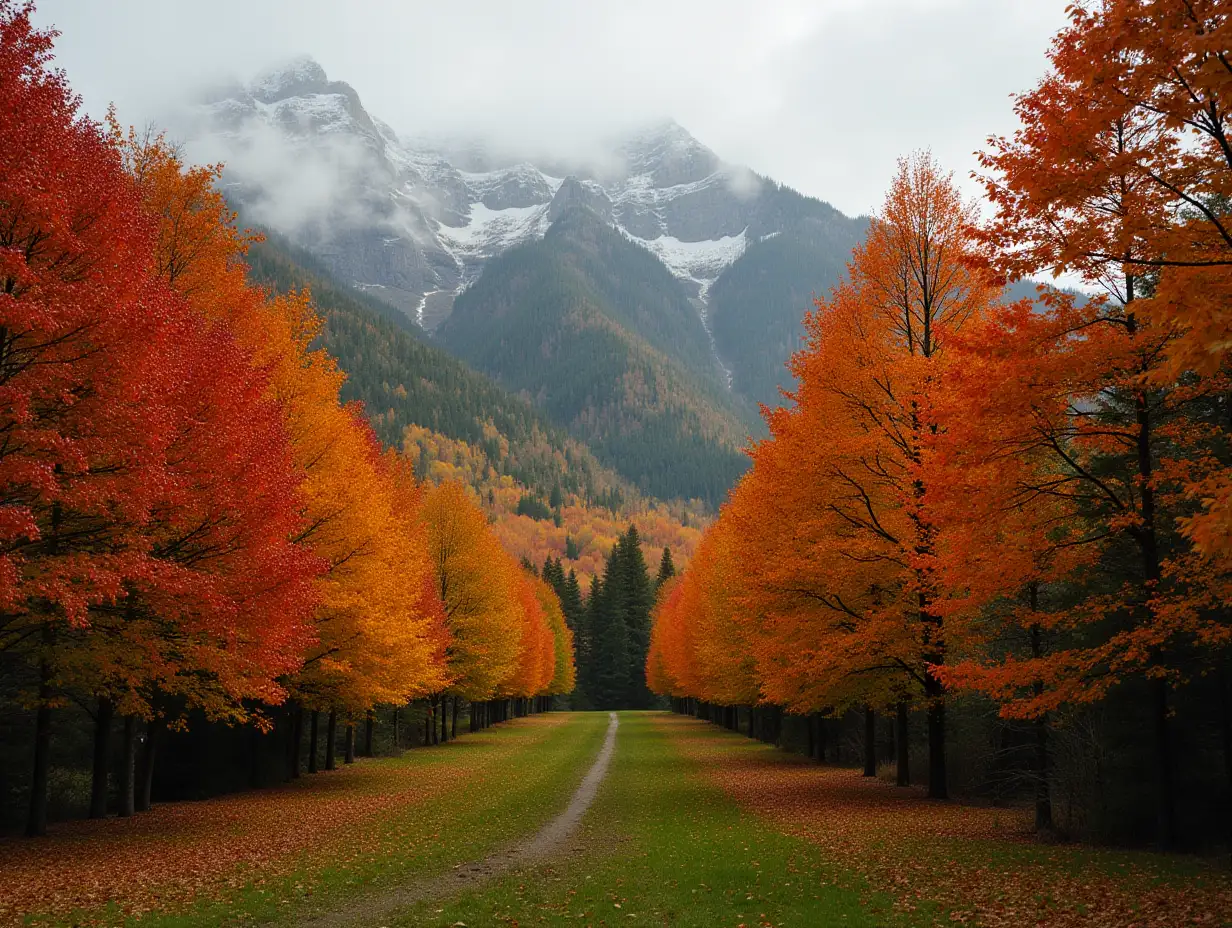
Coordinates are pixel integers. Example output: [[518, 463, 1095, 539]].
[[650, 0, 1231, 845], [0, 1, 572, 837]]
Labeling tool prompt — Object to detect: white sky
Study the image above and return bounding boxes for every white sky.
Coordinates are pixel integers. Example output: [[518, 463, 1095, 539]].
[[33, 0, 1069, 217]]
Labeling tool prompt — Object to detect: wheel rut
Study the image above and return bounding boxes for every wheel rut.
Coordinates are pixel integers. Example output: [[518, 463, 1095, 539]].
[[298, 712, 619, 927]]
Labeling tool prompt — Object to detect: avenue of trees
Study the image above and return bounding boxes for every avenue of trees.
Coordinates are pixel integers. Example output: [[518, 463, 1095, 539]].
[[0, 2, 573, 836], [650, 0, 1232, 848]]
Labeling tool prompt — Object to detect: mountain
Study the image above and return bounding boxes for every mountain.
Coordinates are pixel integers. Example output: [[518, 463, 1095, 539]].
[[174, 56, 873, 501], [176, 58, 866, 391], [439, 206, 751, 503]]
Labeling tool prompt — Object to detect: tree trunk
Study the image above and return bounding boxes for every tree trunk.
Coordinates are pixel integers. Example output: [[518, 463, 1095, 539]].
[[308, 710, 320, 773], [364, 709, 374, 757], [452, 697, 459, 738], [896, 701, 910, 787], [119, 715, 136, 817], [325, 708, 337, 770], [393, 706, 401, 752], [25, 653, 53, 837], [1029, 617, 1052, 831], [344, 717, 355, 764], [863, 706, 877, 777], [290, 704, 304, 780], [136, 716, 163, 813], [925, 683, 947, 799], [439, 697, 449, 743], [1153, 678, 1175, 847], [89, 696, 114, 819], [1220, 667, 1232, 863]]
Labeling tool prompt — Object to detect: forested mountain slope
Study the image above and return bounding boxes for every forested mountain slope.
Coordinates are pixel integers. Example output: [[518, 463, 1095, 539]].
[[244, 230, 629, 506], [710, 192, 868, 408], [439, 207, 752, 504]]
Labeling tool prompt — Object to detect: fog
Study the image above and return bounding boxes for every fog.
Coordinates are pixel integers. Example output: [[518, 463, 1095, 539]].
[[34, 0, 1071, 217]]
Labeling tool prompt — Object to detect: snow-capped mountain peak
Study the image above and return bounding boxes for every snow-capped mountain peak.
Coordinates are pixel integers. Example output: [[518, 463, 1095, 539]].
[[174, 61, 823, 341], [250, 55, 330, 103]]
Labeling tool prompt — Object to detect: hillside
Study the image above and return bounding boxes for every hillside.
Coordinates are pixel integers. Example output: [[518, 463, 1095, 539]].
[[403, 425, 704, 584], [710, 187, 868, 408], [439, 207, 752, 504], [244, 229, 628, 506]]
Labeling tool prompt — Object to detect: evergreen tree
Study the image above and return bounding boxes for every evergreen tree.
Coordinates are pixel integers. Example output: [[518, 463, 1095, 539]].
[[581, 526, 654, 709], [656, 546, 676, 588], [561, 570, 583, 630]]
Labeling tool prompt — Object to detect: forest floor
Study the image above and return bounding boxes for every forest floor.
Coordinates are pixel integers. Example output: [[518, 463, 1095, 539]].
[[4, 711, 1229, 928]]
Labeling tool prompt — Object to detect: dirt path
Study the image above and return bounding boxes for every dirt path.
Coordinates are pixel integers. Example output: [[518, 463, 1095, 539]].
[[301, 711, 619, 928]]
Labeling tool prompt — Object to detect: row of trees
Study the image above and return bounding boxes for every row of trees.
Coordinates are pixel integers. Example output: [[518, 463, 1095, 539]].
[[0, 3, 573, 836], [649, 0, 1230, 847]]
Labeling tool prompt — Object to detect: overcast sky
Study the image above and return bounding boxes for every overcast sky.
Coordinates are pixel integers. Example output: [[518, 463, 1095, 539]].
[[33, 0, 1070, 217]]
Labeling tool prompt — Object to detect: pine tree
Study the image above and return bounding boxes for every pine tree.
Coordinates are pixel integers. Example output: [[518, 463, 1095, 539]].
[[656, 547, 676, 588]]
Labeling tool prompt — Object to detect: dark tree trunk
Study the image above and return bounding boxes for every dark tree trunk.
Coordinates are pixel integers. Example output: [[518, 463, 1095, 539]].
[[863, 706, 877, 777], [89, 696, 114, 819], [119, 715, 136, 817], [439, 697, 449, 743], [1035, 713, 1052, 831], [136, 716, 163, 813], [308, 710, 320, 773], [1220, 667, 1232, 862], [1029, 616, 1052, 832], [248, 719, 261, 788], [290, 704, 304, 780], [344, 718, 355, 764], [364, 709, 374, 757], [926, 686, 947, 799], [451, 697, 459, 738], [896, 701, 910, 787], [25, 653, 53, 837], [1153, 678, 1175, 847], [393, 706, 401, 752], [325, 708, 337, 771]]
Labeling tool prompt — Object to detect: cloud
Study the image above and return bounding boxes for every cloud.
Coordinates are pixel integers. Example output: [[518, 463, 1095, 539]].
[[35, 0, 1071, 216]]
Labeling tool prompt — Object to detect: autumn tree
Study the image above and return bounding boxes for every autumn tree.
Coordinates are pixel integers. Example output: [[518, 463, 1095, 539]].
[[418, 482, 523, 708], [942, 0, 1232, 845], [1011, 1, 1232, 568], [0, 3, 319, 832], [124, 135, 449, 776], [723, 153, 996, 797]]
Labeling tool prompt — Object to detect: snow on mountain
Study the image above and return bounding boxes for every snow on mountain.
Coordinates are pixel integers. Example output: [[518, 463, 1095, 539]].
[[174, 57, 819, 375]]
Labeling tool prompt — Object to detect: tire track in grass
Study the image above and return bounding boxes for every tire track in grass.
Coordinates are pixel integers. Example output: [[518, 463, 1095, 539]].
[[301, 712, 619, 928], [3, 714, 577, 927]]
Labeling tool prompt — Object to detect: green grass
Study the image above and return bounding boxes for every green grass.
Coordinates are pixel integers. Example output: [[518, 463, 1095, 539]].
[[26, 712, 609, 928], [391, 711, 912, 927]]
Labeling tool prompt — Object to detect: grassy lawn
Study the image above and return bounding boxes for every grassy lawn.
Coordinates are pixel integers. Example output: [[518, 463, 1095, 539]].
[[11, 712, 608, 928], [392, 711, 909, 927], [662, 714, 1232, 928]]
